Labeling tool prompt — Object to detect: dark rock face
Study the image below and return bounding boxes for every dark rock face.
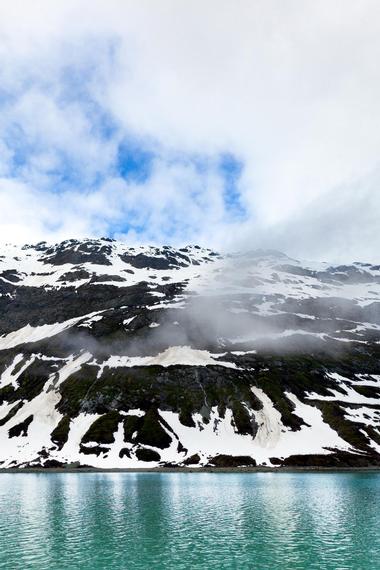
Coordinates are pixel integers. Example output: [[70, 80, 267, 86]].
[[42, 459, 67, 468], [281, 451, 380, 468], [0, 270, 23, 283], [57, 364, 264, 428], [82, 411, 121, 445], [135, 448, 161, 462], [208, 455, 257, 467], [9, 415, 33, 438], [119, 448, 131, 459], [132, 409, 173, 449], [51, 417, 71, 450], [80, 445, 110, 457], [41, 240, 113, 266], [0, 238, 379, 468], [120, 252, 187, 270], [183, 454, 201, 465], [58, 269, 91, 282]]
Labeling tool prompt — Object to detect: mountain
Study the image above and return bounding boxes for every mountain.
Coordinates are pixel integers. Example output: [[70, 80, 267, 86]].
[[0, 238, 379, 469]]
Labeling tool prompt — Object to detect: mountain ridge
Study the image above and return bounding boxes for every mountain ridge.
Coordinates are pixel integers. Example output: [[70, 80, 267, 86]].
[[0, 238, 379, 469]]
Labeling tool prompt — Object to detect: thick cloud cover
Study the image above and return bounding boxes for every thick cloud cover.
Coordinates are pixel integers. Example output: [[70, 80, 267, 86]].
[[0, 1, 379, 261]]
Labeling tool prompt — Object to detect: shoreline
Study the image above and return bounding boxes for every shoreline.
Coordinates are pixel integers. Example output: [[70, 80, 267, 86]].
[[1, 466, 380, 474]]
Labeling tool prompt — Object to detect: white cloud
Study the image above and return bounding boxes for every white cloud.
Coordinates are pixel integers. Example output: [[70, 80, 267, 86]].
[[0, 1, 379, 260]]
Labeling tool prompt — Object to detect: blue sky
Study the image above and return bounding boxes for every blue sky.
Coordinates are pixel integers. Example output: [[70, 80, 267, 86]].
[[0, 1, 380, 261]]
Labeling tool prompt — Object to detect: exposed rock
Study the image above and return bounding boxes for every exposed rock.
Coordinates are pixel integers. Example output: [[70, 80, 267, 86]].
[[9, 415, 33, 438], [183, 454, 201, 465], [208, 455, 257, 467], [135, 448, 161, 462], [0, 239, 379, 468]]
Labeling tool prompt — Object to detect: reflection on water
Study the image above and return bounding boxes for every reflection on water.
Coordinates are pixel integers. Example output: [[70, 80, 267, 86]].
[[0, 472, 379, 569]]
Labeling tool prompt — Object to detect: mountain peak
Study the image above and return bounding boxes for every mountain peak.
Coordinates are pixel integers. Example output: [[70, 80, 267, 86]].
[[0, 240, 379, 469]]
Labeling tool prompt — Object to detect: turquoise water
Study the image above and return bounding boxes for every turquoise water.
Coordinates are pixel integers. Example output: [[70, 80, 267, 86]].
[[0, 473, 379, 569]]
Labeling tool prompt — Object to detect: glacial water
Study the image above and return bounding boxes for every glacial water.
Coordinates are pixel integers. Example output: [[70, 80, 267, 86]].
[[0, 472, 379, 569]]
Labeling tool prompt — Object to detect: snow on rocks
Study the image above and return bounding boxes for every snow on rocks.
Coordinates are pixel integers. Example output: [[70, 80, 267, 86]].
[[0, 354, 26, 389], [56, 413, 101, 465], [0, 239, 379, 468], [344, 407, 380, 427], [99, 346, 239, 370], [306, 373, 380, 405], [0, 385, 62, 467], [160, 392, 350, 467], [0, 312, 103, 350]]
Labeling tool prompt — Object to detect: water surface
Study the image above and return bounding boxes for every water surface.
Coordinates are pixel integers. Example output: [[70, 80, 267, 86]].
[[0, 472, 379, 569]]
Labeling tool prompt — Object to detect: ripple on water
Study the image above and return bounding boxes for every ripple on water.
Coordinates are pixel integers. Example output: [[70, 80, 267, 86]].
[[0, 472, 379, 569]]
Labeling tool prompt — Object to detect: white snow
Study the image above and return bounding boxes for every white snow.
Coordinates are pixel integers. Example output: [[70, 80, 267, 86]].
[[78, 314, 104, 328], [251, 387, 283, 448], [57, 413, 101, 464], [160, 392, 350, 466], [55, 352, 92, 387], [0, 312, 103, 350], [230, 350, 257, 356], [344, 407, 380, 427], [0, 354, 25, 389], [0, 384, 62, 467], [0, 352, 93, 467], [99, 346, 238, 370], [306, 373, 380, 405]]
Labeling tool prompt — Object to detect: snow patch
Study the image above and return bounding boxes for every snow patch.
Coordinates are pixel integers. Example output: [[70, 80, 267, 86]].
[[100, 346, 238, 370], [0, 313, 101, 350]]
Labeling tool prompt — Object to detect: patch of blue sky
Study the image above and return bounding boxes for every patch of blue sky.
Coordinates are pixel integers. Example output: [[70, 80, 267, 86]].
[[219, 153, 247, 221], [109, 219, 145, 240], [116, 139, 155, 183]]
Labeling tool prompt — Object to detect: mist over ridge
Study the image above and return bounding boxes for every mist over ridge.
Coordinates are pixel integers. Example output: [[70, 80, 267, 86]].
[[0, 237, 379, 469]]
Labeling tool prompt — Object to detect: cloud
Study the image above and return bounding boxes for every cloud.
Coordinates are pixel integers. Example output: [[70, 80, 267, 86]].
[[0, 1, 379, 260], [242, 170, 380, 263]]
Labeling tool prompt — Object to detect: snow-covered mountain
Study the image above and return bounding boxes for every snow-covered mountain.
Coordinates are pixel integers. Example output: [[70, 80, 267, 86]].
[[0, 238, 379, 468]]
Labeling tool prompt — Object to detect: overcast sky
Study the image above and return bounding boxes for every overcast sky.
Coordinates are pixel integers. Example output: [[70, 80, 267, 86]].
[[0, 1, 379, 262]]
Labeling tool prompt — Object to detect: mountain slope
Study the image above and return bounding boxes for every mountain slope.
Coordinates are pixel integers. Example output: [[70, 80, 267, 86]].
[[0, 238, 379, 468]]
